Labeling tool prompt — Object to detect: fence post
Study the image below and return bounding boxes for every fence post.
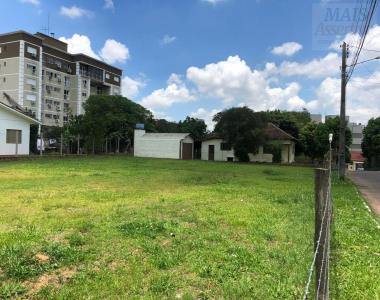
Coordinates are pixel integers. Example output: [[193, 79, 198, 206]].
[[77, 134, 80, 155], [60, 133, 63, 157], [315, 168, 329, 300]]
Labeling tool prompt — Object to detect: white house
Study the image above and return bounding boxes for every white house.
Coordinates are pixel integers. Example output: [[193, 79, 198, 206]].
[[0, 101, 40, 156], [134, 129, 194, 160], [201, 123, 296, 164]]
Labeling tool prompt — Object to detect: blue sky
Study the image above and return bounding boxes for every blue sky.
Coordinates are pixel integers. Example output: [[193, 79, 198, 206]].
[[4, 0, 380, 128]]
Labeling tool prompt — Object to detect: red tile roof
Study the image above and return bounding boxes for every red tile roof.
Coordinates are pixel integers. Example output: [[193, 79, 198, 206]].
[[351, 151, 365, 162]]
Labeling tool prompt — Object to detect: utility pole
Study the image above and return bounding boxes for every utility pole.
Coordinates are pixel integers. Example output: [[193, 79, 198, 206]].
[[338, 42, 347, 180]]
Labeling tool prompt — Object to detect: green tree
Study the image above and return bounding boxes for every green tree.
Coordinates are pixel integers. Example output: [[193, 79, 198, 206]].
[[300, 117, 352, 164], [178, 117, 208, 140], [362, 117, 380, 169], [154, 119, 180, 133], [213, 107, 265, 162], [81, 95, 155, 152]]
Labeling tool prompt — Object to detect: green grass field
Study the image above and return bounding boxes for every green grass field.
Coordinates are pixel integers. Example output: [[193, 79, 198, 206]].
[[0, 157, 378, 299]]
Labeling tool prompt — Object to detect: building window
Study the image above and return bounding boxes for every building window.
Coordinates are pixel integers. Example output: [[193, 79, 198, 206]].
[[0, 47, 2, 54], [26, 78, 37, 90], [45, 114, 52, 119], [6, 129, 22, 144], [26, 94, 36, 102], [114, 76, 119, 82], [3, 77, 6, 83], [64, 76, 70, 87], [105, 73, 110, 79], [53, 87, 61, 93], [27, 46, 37, 57], [64, 90, 69, 100], [83, 80, 87, 88], [4, 62, 6, 67], [27, 63, 37, 75], [221, 142, 232, 151], [82, 92, 87, 97]]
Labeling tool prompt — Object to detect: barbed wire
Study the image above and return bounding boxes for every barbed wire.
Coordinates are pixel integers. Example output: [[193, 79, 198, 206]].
[[302, 177, 331, 300]]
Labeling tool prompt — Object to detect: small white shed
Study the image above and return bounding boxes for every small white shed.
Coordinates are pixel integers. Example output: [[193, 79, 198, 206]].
[[134, 129, 194, 160], [0, 102, 40, 156]]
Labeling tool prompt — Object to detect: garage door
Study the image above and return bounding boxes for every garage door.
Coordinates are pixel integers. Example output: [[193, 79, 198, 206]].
[[182, 143, 193, 160]]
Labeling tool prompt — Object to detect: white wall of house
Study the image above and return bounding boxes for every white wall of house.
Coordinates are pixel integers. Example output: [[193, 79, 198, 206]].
[[134, 129, 193, 160], [0, 108, 32, 155], [201, 139, 236, 161], [201, 139, 273, 162], [201, 138, 299, 164], [249, 146, 273, 163], [280, 142, 295, 163]]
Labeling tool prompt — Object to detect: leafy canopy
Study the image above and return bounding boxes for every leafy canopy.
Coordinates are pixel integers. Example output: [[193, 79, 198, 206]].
[[213, 107, 265, 162], [362, 117, 380, 168], [300, 117, 352, 162]]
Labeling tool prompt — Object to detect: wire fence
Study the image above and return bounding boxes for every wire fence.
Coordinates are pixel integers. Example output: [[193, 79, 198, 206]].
[[303, 152, 333, 300]]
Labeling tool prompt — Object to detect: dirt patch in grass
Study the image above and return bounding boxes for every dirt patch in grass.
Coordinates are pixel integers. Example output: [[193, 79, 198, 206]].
[[24, 267, 77, 295], [34, 253, 50, 264]]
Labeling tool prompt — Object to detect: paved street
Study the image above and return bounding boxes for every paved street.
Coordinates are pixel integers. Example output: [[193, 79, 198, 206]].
[[348, 171, 380, 217]]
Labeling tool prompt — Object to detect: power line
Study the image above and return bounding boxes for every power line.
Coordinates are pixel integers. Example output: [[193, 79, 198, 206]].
[[347, 0, 379, 83]]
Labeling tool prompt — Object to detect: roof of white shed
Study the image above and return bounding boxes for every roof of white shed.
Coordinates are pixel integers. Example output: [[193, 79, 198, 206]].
[[141, 132, 192, 140]]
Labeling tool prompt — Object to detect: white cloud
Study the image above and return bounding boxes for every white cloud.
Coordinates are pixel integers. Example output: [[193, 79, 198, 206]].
[[191, 107, 221, 130], [60, 6, 93, 19], [160, 34, 177, 45], [20, 0, 40, 5], [186, 55, 307, 111], [60, 35, 130, 65], [271, 42, 303, 56], [141, 74, 195, 108], [150, 109, 174, 121], [330, 25, 380, 63], [299, 71, 380, 124], [104, 0, 114, 10], [99, 39, 130, 64], [270, 52, 340, 79], [59, 34, 100, 59], [122, 76, 145, 99], [201, 0, 226, 4]]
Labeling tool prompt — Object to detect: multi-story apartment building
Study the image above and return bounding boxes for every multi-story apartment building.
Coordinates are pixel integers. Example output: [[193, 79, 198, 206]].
[[0, 30, 122, 127], [348, 122, 365, 152]]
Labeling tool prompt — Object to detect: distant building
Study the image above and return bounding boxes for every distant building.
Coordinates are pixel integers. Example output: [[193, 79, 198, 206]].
[[0, 30, 122, 127], [348, 122, 365, 152], [201, 123, 296, 164], [134, 129, 194, 160], [0, 101, 40, 156], [310, 114, 322, 123], [325, 115, 350, 122]]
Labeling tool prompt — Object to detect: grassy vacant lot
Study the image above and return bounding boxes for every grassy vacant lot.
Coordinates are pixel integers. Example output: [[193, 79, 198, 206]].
[[0, 157, 378, 299]]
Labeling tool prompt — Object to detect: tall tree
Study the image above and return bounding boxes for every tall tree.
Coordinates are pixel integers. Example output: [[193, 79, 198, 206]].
[[154, 119, 180, 133], [300, 117, 352, 164], [213, 107, 265, 162], [178, 117, 207, 140], [362, 117, 380, 169], [61, 95, 155, 153]]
